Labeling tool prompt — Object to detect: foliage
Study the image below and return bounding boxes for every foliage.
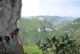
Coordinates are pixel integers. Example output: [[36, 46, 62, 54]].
[[37, 34, 80, 54]]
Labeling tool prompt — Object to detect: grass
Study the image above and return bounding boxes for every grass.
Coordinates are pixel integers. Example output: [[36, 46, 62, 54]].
[[23, 46, 42, 54]]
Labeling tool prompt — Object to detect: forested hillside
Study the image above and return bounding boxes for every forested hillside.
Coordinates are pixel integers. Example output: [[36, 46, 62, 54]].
[[27, 16, 74, 30], [17, 17, 80, 54], [18, 18, 50, 45], [61, 18, 80, 36], [17, 17, 80, 45], [17, 18, 67, 46]]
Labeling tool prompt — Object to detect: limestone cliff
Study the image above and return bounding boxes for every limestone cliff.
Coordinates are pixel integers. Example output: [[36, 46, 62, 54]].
[[0, 0, 23, 54]]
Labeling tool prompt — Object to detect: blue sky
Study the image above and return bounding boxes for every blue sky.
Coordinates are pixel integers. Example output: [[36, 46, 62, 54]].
[[22, 0, 80, 17]]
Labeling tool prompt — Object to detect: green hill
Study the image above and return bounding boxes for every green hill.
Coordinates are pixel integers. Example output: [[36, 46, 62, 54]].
[[17, 17, 79, 46], [17, 18, 51, 45], [18, 18, 49, 32], [60, 18, 80, 36], [18, 18, 80, 54], [27, 16, 74, 30]]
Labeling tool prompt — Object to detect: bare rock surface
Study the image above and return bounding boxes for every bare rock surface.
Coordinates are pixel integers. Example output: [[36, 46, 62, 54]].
[[0, 0, 23, 54]]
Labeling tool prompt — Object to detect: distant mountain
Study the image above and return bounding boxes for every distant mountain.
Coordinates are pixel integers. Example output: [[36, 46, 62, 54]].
[[18, 17, 79, 46], [61, 18, 80, 36], [26, 16, 75, 30]]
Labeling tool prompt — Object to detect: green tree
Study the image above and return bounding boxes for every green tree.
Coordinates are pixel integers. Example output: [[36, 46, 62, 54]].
[[37, 34, 80, 54]]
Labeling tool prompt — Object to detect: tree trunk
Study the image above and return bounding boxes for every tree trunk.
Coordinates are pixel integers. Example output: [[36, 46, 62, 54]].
[[0, 0, 24, 54]]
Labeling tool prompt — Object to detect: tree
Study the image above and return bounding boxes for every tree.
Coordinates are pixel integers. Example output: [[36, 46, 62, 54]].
[[0, 0, 24, 54], [37, 34, 80, 54]]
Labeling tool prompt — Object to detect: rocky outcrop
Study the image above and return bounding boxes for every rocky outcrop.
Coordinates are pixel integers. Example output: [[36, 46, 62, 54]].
[[0, 0, 23, 54]]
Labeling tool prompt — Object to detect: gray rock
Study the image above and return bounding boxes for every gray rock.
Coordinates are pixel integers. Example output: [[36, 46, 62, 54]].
[[0, 0, 24, 54]]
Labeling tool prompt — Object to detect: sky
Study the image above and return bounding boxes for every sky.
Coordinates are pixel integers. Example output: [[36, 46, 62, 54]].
[[21, 0, 80, 17]]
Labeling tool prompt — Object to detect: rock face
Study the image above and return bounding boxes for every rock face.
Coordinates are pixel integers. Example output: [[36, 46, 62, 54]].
[[0, 0, 24, 54]]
